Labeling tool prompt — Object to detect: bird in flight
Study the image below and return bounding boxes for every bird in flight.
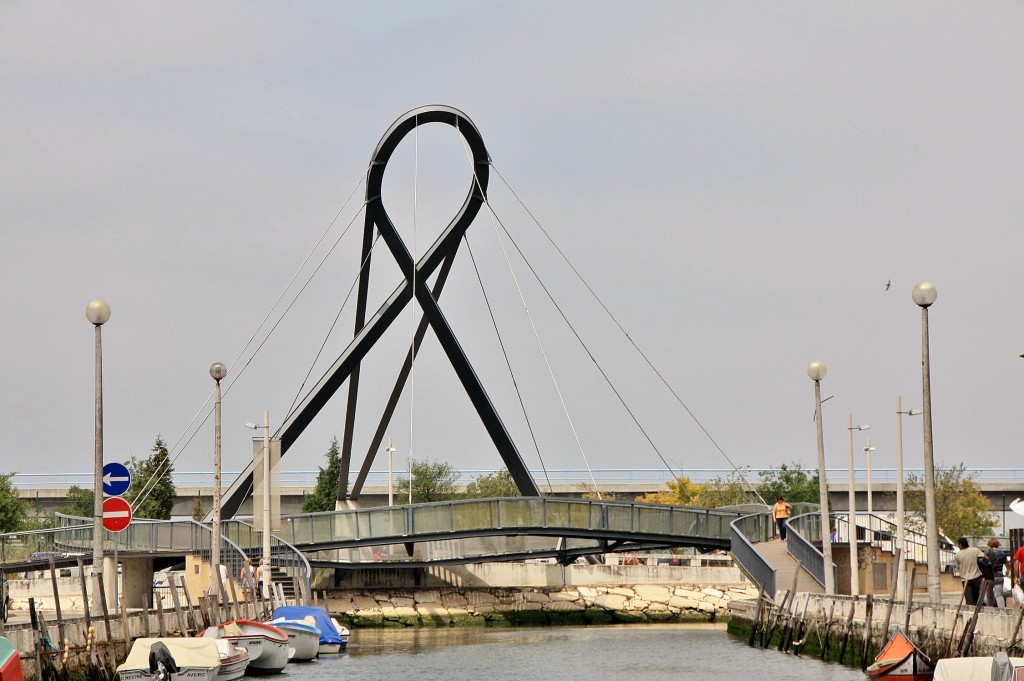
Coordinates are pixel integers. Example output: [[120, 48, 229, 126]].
[[885, 279, 891, 291]]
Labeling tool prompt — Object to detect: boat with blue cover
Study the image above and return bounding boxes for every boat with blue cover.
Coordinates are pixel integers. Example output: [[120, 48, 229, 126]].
[[272, 605, 349, 654]]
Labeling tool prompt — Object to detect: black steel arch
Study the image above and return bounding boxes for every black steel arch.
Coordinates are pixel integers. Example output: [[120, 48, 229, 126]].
[[219, 106, 539, 520]]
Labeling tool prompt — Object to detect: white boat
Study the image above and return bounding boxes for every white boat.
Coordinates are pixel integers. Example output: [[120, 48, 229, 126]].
[[116, 638, 220, 681], [934, 653, 1024, 681], [200, 620, 288, 675], [272, 605, 348, 654], [212, 639, 249, 681], [268, 617, 320, 662]]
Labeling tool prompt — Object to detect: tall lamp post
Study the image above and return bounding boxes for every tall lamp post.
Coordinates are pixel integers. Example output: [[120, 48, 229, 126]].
[[386, 438, 396, 507], [863, 438, 876, 514], [245, 411, 272, 598], [86, 299, 111, 611], [896, 396, 922, 601], [912, 281, 940, 605], [808, 360, 835, 595], [209, 362, 227, 598], [846, 415, 870, 597]]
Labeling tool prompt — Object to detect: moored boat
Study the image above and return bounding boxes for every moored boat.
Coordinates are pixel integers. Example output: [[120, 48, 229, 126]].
[[201, 620, 288, 675], [866, 630, 935, 681], [212, 639, 249, 681], [268, 617, 320, 662], [0, 636, 24, 681], [116, 638, 220, 681], [272, 605, 348, 654]]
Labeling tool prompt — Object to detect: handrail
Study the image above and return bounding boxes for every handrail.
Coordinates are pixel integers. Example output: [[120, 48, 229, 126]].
[[222, 519, 311, 602], [728, 505, 775, 596], [832, 511, 956, 570]]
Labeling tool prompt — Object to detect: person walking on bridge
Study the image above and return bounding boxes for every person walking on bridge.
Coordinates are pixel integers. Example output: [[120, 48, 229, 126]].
[[773, 496, 792, 541]]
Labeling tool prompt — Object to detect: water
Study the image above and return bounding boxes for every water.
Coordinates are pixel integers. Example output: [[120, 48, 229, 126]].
[[285, 624, 866, 681]]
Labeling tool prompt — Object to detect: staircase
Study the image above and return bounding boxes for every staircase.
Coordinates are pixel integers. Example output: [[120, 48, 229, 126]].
[[269, 565, 297, 600]]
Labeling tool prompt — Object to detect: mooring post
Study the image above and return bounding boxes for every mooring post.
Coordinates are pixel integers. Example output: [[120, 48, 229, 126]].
[[748, 579, 767, 647], [860, 594, 874, 671], [959, 579, 989, 657], [839, 595, 858, 665], [880, 548, 901, 638], [821, 597, 837, 660], [904, 563, 917, 632], [48, 556, 67, 659]]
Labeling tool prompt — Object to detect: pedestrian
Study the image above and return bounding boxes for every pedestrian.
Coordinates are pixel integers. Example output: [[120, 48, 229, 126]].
[[239, 557, 255, 602], [955, 537, 984, 606], [1014, 541, 1024, 592], [255, 558, 265, 599], [986, 538, 1008, 607], [773, 496, 792, 541]]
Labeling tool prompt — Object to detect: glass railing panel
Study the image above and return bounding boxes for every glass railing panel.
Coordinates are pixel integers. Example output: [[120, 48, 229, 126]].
[[497, 499, 543, 528], [410, 504, 453, 535], [451, 501, 497, 531]]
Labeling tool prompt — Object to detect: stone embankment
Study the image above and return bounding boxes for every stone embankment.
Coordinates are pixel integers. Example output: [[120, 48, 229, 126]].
[[323, 583, 760, 627]]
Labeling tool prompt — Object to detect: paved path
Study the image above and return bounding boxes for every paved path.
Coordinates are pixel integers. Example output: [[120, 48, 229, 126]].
[[757, 537, 824, 596]]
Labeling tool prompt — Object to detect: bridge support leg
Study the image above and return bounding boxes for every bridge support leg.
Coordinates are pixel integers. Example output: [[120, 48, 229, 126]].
[[122, 557, 155, 608]]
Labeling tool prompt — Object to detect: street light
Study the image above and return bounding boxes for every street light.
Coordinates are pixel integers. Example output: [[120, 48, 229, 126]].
[[912, 281, 940, 605], [386, 438, 396, 507], [896, 396, 922, 602], [86, 299, 110, 611], [847, 416, 870, 596], [245, 411, 272, 598], [807, 360, 835, 595], [209, 362, 227, 598], [863, 438, 877, 514]]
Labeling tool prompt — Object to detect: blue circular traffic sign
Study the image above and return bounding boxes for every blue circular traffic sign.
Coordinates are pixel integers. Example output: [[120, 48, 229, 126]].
[[102, 462, 132, 497]]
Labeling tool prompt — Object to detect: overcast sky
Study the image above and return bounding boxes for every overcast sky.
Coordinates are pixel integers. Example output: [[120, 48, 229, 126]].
[[2, 3, 1022, 495]]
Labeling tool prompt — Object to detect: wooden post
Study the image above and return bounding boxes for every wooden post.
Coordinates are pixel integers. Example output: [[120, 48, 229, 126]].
[[959, 579, 990, 657], [1007, 599, 1024, 653], [96, 573, 114, 650], [792, 594, 811, 656], [904, 563, 917, 632], [140, 601, 152, 637], [179, 575, 198, 633], [119, 594, 131, 655], [880, 548, 902, 639], [946, 583, 968, 658], [76, 556, 92, 630], [821, 597, 837, 661], [29, 598, 43, 681], [748, 580, 767, 647], [860, 594, 874, 671], [838, 595, 858, 665], [168, 578, 187, 636], [47, 556, 67, 659], [198, 596, 212, 629], [155, 592, 167, 637], [226, 576, 241, 622], [771, 565, 801, 650]]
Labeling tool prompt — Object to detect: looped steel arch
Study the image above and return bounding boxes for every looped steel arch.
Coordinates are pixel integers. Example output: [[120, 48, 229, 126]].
[[218, 106, 538, 520]]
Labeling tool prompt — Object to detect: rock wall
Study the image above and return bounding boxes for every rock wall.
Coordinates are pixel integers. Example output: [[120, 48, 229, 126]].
[[322, 584, 760, 627]]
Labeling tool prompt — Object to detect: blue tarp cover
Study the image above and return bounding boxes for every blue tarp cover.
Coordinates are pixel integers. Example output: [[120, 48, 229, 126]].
[[272, 606, 342, 645]]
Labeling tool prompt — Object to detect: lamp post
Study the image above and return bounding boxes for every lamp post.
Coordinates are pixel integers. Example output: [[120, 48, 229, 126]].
[[209, 362, 227, 598], [863, 438, 876, 514], [896, 396, 922, 601], [245, 411, 272, 598], [86, 299, 110, 611], [808, 360, 835, 595], [386, 438, 396, 507], [912, 281, 940, 605], [847, 415, 870, 597]]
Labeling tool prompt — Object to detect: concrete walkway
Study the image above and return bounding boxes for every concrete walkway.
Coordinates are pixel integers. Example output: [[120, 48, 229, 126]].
[[757, 537, 824, 596]]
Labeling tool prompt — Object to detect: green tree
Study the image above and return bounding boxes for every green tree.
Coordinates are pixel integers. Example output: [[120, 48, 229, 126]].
[[0, 473, 28, 533], [62, 485, 95, 518], [125, 436, 176, 520], [757, 462, 820, 505], [905, 463, 997, 539], [700, 471, 755, 508], [636, 471, 751, 508], [464, 469, 520, 498], [636, 476, 701, 505], [395, 459, 459, 503], [303, 437, 343, 513]]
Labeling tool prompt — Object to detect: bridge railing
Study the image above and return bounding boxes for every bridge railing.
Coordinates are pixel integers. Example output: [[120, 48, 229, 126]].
[[279, 497, 741, 549], [831, 512, 956, 570], [728, 505, 775, 596]]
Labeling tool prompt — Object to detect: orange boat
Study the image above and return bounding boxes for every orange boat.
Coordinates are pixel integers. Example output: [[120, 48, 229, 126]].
[[867, 630, 935, 681]]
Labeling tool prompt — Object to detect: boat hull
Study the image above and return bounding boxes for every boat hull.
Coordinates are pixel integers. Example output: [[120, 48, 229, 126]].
[[202, 620, 289, 675], [271, 622, 320, 662], [867, 631, 935, 681], [0, 637, 24, 681]]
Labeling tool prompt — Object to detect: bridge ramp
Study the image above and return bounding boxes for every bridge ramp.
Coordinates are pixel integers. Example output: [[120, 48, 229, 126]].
[[757, 537, 824, 596]]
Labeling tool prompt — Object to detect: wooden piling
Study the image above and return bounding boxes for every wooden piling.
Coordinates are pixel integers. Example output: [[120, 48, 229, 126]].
[[860, 594, 874, 671], [29, 598, 43, 681], [48, 556, 67, 657], [168, 579, 187, 635], [838, 595, 858, 665], [226, 576, 241, 622], [880, 548, 901, 638], [820, 597, 837, 661], [179, 576, 198, 632], [118, 594, 131, 655], [140, 601, 151, 637], [155, 593, 167, 638], [76, 556, 92, 630], [946, 583, 967, 658], [904, 563, 917, 632], [747, 580, 767, 647], [959, 579, 990, 657]]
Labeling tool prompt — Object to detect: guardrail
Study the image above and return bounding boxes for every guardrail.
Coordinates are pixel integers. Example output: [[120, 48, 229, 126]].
[[15, 467, 1021, 490], [221, 520, 311, 602], [728, 506, 775, 596]]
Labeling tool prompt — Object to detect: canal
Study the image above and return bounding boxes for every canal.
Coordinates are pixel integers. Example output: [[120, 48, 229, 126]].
[[295, 624, 865, 680]]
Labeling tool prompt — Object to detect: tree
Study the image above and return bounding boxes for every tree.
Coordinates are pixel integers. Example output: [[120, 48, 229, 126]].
[[303, 438, 343, 513], [62, 485, 94, 518], [757, 462, 821, 505], [395, 459, 459, 503], [191, 496, 205, 521], [905, 463, 997, 540], [0, 473, 28, 533], [464, 469, 520, 498], [125, 436, 176, 520], [635, 471, 751, 508]]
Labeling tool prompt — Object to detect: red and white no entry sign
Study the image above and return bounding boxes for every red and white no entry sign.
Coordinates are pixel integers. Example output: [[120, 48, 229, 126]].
[[102, 496, 132, 532]]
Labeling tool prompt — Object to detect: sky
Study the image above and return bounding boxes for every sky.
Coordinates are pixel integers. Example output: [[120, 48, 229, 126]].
[[2, 2, 1023, 496]]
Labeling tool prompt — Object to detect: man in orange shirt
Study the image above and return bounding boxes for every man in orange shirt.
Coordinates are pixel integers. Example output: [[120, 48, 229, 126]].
[[773, 496, 793, 540]]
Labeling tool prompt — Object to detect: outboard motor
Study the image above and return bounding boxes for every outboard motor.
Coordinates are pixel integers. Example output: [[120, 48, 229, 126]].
[[148, 641, 179, 681]]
